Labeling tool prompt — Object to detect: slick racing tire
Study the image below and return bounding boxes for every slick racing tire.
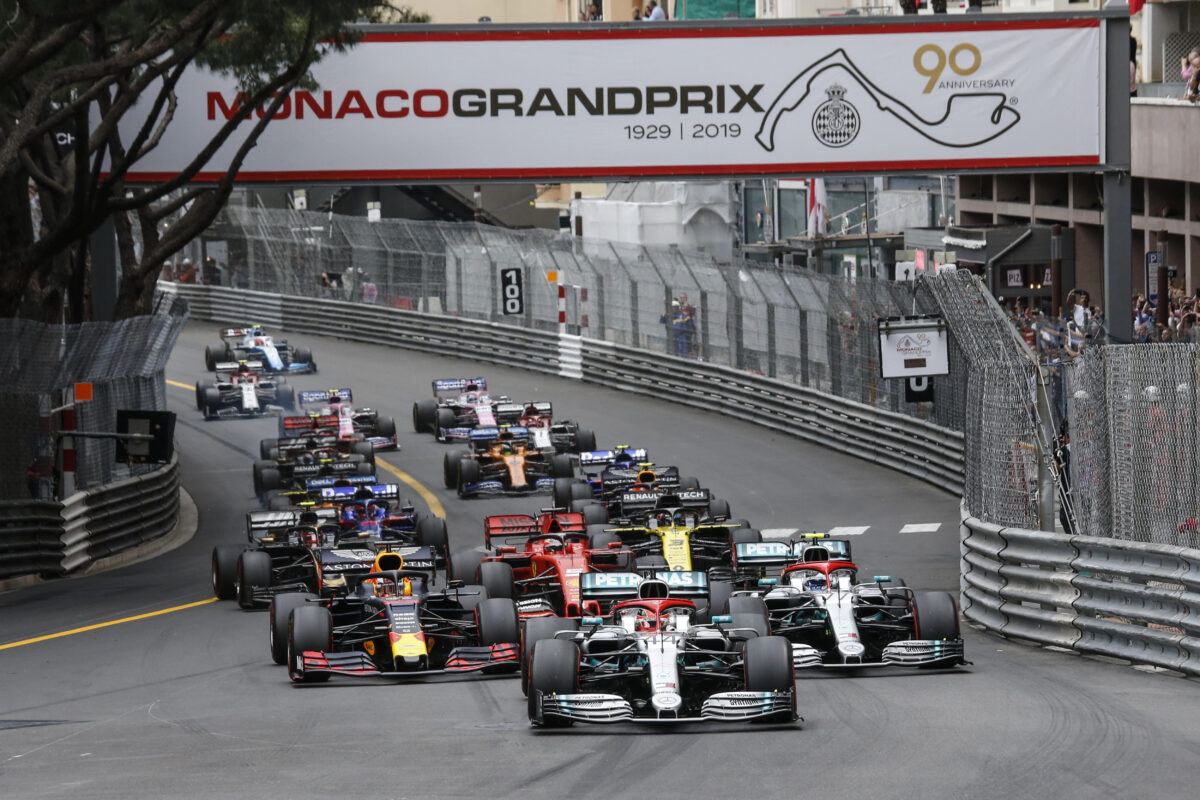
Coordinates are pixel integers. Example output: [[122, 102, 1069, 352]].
[[259, 439, 279, 461], [573, 429, 597, 453], [550, 453, 574, 479], [354, 461, 374, 478], [728, 611, 770, 646], [270, 592, 316, 665], [477, 561, 514, 600], [476, 597, 520, 653], [202, 388, 221, 419], [702, 580, 734, 622], [287, 605, 333, 683], [413, 399, 437, 433], [578, 502, 608, 526], [450, 583, 489, 620], [730, 528, 763, 547], [252, 459, 275, 494], [679, 475, 701, 491], [211, 545, 243, 600], [912, 591, 960, 644], [743, 635, 796, 711], [521, 616, 580, 696], [707, 497, 731, 520], [417, 516, 450, 559], [443, 449, 470, 489], [527, 638, 580, 727], [377, 416, 396, 439], [352, 441, 375, 465], [194, 380, 215, 411], [587, 527, 620, 550], [457, 459, 481, 498], [448, 549, 483, 586], [292, 347, 314, 369], [203, 346, 217, 372], [280, 384, 296, 411], [552, 478, 578, 510], [435, 408, 456, 438], [236, 550, 272, 610]]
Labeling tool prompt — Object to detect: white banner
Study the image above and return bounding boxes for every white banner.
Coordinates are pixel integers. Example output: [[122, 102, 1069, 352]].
[[119, 18, 1104, 183]]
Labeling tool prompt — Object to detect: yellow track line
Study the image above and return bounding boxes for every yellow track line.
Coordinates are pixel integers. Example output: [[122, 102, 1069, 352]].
[[376, 457, 447, 520], [0, 598, 218, 651], [164, 379, 446, 519]]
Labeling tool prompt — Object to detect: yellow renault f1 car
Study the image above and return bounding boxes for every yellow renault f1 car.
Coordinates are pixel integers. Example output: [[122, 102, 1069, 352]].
[[588, 489, 760, 579]]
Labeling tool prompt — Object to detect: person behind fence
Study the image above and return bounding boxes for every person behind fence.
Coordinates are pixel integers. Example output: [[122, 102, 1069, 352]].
[[320, 271, 339, 298], [177, 258, 196, 283], [645, 1, 666, 20], [677, 292, 696, 356]]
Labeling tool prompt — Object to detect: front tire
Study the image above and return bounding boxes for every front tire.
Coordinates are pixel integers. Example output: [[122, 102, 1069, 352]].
[[270, 592, 316, 665], [527, 638, 580, 727], [287, 605, 332, 683], [521, 616, 580, 696]]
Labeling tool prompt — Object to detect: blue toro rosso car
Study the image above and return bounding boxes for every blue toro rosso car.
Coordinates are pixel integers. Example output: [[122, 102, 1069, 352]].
[[204, 325, 316, 375], [444, 427, 574, 498]]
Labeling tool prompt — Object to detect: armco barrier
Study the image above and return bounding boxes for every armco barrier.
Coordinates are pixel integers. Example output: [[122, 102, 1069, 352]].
[[161, 283, 965, 493], [0, 456, 179, 583], [961, 510, 1200, 677]]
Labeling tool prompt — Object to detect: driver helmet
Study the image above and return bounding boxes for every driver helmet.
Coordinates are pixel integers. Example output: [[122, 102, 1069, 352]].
[[499, 442, 515, 455], [656, 511, 674, 528], [543, 538, 565, 554], [804, 575, 828, 592], [298, 527, 319, 547], [367, 500, 387, 520], [298, 453, 315, 466], [464, 392, 478, 404]]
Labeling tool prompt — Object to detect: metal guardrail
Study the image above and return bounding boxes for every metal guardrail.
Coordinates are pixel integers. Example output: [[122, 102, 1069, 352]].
[[161, 284, 965, 493], [0, 456, 179, 582], [961, 505, 1200, 677]]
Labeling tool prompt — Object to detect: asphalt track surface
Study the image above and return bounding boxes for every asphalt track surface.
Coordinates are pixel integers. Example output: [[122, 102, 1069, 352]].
[[2, 322, 1198, 799]]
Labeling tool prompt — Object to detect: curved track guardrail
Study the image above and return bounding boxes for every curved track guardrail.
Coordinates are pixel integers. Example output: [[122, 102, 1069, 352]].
[[961, 506, 1200, 676], [161, 283, 965, 494], [0, 456, 178, 581]]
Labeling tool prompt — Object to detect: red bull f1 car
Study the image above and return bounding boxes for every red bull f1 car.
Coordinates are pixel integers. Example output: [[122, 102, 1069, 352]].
[[284, 554, 521, 682]]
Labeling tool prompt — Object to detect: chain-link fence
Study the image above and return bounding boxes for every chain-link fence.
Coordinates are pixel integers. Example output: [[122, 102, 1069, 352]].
[[0, 295, 188, 499], [200, 207, 1049, 526], [1066, 344, 1200, 547]]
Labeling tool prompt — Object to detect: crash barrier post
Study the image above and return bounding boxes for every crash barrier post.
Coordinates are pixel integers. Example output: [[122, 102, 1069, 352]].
[[960, 507, 1200, 676], [160, 283, 964, 494], [0, 456, 179, 582]]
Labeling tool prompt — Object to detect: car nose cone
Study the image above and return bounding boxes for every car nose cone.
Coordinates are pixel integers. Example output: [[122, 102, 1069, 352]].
[[652, 692, 682, 711]]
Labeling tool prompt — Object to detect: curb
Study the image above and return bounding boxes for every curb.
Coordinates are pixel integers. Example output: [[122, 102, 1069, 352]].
[[0, 487, 199, 594]]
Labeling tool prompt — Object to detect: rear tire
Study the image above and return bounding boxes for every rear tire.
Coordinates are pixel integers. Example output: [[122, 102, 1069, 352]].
[[703, 580, 734, 621], [258, 467, 282, 494], [417, 516, 449, 558], [477, 561, 514, 599], [708, 497, 731, 520], [567, 483, 592, 507], [728, 596, 768, 617], [679, 475, 701, 490], [573, 429, 596, 453], [579, 502, 608, 526], [270, 592, 316, 665], [413, 399, 437, 433], [587, 528, 620, 550], [635, 555, 669, 571], [527, 638, 580, 727], [354, 461, 374, 477], [293, 346, 313, 367], [731, 528, 762, 547], [352, 441, 375, 464], [211, 546, 242, 600], [550, 453, 574, 479], [204, 345, 217, 371], [448, 549, 483, 586], [287, 605, 332, 683], [377, 416, 396, 439], [236, 550, 272, 609], [259, 439, 278, 460], [552, 477, 578, 510], [728, 611, 769, 640]]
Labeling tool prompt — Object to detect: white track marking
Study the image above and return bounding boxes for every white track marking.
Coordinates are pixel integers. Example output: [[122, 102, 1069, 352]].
[[760, 528, 799, 539], [899, 523, 942, 533], [826, 526, 870, 537]]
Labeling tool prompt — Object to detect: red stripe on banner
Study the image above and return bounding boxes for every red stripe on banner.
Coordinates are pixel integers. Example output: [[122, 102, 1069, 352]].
[[62, 448, 75, 472], [558, 285, 566, 299], [117, 156, 1102, 185], [580, 288, 588, 303], [558, 311, 566, 324], [358, 18, 1099, 44], [581, 314, 589, 329]]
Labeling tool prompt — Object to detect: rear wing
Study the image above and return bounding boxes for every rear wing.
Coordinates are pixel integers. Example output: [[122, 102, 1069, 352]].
[[214, 360, 265, 373], [279, 413, 339, 436], [314, 483, 401, 502], [304, 475, 377, 490], [599, 465, 679, 492], [469, 425, 529, 444], [275, 436, 338, 455], [483, 512, 586, 548], [299, 388, 352, 405], [432, 377, 487, 396], [580, 570, 709, 602], [732, 538, 854, 574], [616, 488, 710, 514], [219, 326, 260, 339], [579, 448, 648, 469], [245, 508, 338, 543]]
